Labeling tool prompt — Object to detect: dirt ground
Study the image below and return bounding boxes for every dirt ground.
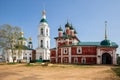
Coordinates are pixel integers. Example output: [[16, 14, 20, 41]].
[[0, 63, 120, 80]]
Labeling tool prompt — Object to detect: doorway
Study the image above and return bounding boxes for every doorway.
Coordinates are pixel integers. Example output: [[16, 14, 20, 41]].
[[102, 53, 112, 64]]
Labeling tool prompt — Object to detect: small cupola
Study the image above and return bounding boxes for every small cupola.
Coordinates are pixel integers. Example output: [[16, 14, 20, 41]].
[[100, 21, 111, 46], [65, 21, 71, 28], [58, 25, 63, 37], [28, 37, 33, 49], [58, 26, 63, 31]]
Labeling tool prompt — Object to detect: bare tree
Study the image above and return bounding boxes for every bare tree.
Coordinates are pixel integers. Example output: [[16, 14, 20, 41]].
[[0, 24, 21, 62]]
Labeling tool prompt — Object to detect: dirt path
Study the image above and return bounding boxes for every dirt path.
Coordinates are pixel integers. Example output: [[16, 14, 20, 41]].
[[0, 64, 119, 80]]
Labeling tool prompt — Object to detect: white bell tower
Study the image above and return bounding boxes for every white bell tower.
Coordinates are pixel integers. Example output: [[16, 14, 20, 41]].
[[36, 10, 50, 61]]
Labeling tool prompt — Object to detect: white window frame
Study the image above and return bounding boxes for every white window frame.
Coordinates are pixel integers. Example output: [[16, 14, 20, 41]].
[[74, 57, 78, 63], [64, 48, 68, 54], [77, 47, 82, 54], [81, 57, 86, 64], [63, 57, 68, 63]]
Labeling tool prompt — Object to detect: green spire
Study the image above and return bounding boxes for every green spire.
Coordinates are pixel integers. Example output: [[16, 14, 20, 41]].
[[40, 10, 47, 23], [105, 21, 107, 40]]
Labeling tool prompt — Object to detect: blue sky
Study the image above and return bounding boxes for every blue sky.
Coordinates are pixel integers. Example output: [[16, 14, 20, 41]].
[[0, 0, 120, 53]]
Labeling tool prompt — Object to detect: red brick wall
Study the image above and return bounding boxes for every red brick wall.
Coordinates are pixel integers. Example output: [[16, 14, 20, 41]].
[[51, 58, 56, 63], [71, 57, 96, 64], [50, 50, 56, 57], [58, 58, 61, 63], [58, 48, 61, 55], [82, 47, 97, 55], [71, 47, 77, 55], [32, 50, 36, 60], [86, 57, 96, 64]]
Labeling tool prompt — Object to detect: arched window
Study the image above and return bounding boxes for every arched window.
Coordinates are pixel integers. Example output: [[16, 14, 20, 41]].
[[41, 40, 43, 48], [74, 57, 78, 64], [81, 57, 86, 64], [39, 56, 42, 60], [77, 47, 82, 54], [41, 28, 43, 35]]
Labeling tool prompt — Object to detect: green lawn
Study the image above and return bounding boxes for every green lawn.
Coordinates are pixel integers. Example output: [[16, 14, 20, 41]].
[[112, 67, 120, 77]]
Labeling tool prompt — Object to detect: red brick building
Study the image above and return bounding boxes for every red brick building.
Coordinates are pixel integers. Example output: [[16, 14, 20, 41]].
[[50, 22, 118, 64]]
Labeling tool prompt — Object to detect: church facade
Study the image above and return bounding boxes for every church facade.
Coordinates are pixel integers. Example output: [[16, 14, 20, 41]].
[[4, 32, 35, 63], [50, 21, 118, 65]]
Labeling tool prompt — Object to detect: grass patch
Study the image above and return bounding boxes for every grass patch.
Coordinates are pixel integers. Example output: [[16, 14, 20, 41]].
[[0, 62, 7, 65], [25, 63, 34, 67], [112, 67, 120, 77], [48, 64, 95, 68]]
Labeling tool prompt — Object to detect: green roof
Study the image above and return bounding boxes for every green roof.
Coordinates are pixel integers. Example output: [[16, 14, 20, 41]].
[[59, 42, 118, 48], [77, 42, 118, 48], [29, 42, 32, 44], [54, 34, 72, 39], [18, 37, 26, 40], [15, 45, 34, 50], [40, 18, 47, 23], [100, 39, 111, 45]]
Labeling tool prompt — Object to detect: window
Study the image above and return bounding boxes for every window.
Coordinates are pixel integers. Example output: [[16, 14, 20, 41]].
[[41, 40, 43, 48], [46, 29, 48, 36], [41, 28, 43, 35], [77, 47, 82, 54], [39, 56, 42, 60], [47, 41, 49, 48], [63, 58, 68, 63], [64, 48, 68, 54], [81, 57, 86, 64], [23, 57, 27, 60], [74, 57, 78, 63]]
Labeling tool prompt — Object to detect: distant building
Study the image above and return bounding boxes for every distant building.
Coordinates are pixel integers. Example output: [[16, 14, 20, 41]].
[[50, 21, 118, 65], [36, 10, 50, 61], [4, 32, 35, 63]]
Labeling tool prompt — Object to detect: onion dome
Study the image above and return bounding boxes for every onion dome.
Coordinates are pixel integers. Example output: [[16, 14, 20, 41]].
[[20, 31, 24, 36], [29, 42, 32, 44], [74, 29, 77, 34], [100, 39, 111, 45], [65, 22, 71, 28], [28, 37, 32, 44], [18, 32, 26, 40], [100, 21, 111, 46], [40, 10, 47, 23], [40, 18, 47, 23], [29, 37, 32, 41], [70, 24, 74, 30], [58, 26, 63, 31]]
